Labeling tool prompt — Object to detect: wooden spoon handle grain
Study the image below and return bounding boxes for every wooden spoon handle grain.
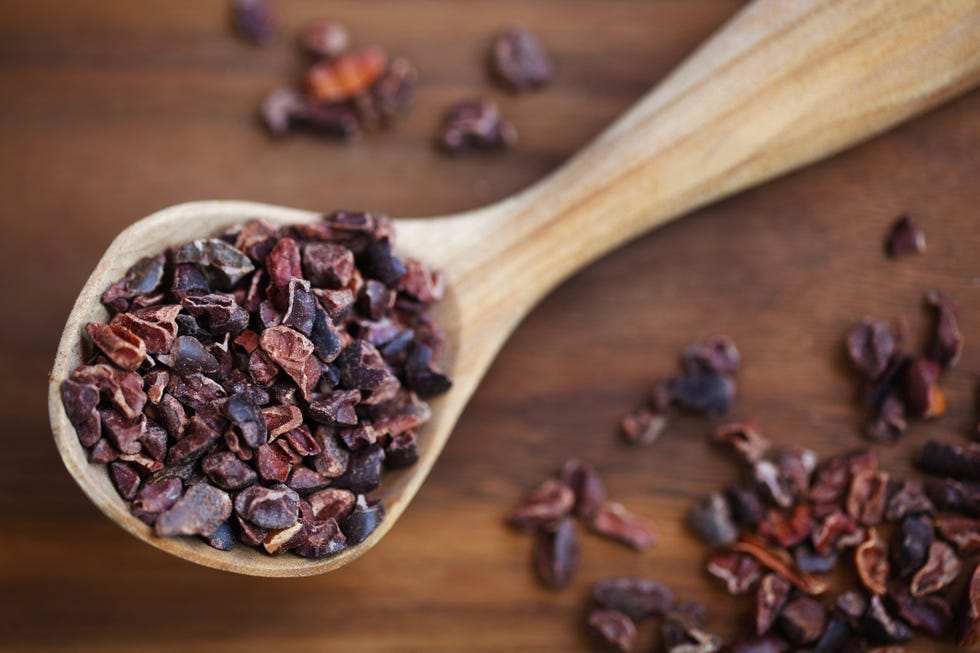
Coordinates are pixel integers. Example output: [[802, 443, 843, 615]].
[[459, 0, 980, 310]]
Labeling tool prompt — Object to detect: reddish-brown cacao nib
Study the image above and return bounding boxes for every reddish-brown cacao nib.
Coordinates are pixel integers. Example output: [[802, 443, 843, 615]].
[[846, 318, 895, 378], [621, 405, 668, 446], [86, 322, 147, 371], [811, 509, 860, 555], [935, 516, 980, 556], [706, 550, 763, 595], [439, 99, 517, 153], [662, 602, 721, 653], [713, 421, 771, 464], [959, 565, 980, 647], [925, 289, 963, 369], [926, 478, 980, 517], [758, 504, 813, 549], [910, 540, 962, 597], [846, 469, 890, 526], [778, 596, 827, 645], [509, 479, 574, 533], [592, 577, 673, 622], [732, 537, 828, 595], [558, 459, 606, 520], [588, 608, 636, 652], [855, 529, 890, 595], [727, 483, 765, 528], [884, 214, 926, 259], [755, 573, 791, 635], [108, 462, 141, 501], [490, 27, 553, 92], [885, 478, 935, 521], [590, 501, 657, 550], [306, 46, 388, 103], [60, 379, 101, 447], [131, 477, 182, 524], [904, 357, 947, 419], [534, 518, 580, 589]]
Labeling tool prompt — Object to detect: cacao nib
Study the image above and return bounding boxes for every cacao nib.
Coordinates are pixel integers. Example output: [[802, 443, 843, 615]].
[[891, 513, 934, 579], [846, 469, 890, 526], [884, 214, 925, 259], [885, 479, 935, 521], [935, 516, 980, 556], [910, 540, 961, 597], [439, 99, 517, 153], [60, 379, 101, 447], [958, 564, 980, 647], [559, 459, 606, 520], [509, 479, 574, 533], [756, 573, 791, 635], [332, 444, 385, 494], [299, 21, 350, 60], [861, 594, 912, 645], [714, 421, 771, 464], [534, 518, 579, 589], [592, 577, 673, 621], [588, 608, 636, 652], [727, 483, 765, 528], [232, 0, 276, 44], [846, 318, 895, 378], [589, 501, 656, 550], [155, 484, 231, 538], [925, 289, 963, 369], [109, 462, 141, 501], [339, 495, 385, 545], [903, 357, 946, 419], [203, 520, 237, 551], [778, 596, 827, 645], [662, 602, 721, 653], [621, 405, 668, 446], [855, 529, 890, 595], [490, 27, 553, 92], [917, 439, 980, 481], [887, 587, 952, 638], [707, 550, 763, 595], [687, 492, 738, 547]]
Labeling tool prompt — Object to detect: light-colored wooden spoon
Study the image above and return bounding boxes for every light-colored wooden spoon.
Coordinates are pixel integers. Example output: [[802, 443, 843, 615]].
[[49, 0, 980, 576]]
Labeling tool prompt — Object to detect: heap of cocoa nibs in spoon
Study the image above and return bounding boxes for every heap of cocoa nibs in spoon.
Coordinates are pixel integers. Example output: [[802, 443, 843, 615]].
[[60, 211, 452, 558]]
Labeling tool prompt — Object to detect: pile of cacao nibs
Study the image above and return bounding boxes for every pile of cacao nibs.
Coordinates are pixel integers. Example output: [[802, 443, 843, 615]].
[[60, 211, 452, 558], [685, 421, 980, 651], [846, 289, 963, 444], [509, 460, 657, 588], [243, 6, 418, 141]]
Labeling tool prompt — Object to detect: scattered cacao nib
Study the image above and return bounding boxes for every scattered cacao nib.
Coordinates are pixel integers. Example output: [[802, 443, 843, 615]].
[[846, 318, 895, 378], [590, 501, 657, 550], [728, 634, 790, 653], [714, 421, 771, 464], [63, 215, 450, 558], [836, 591, 869, 622], [306, 46, 387, 103], [755, 573, 791, 635], [903, 357, 946, 419], [592, 577, 674, 621], [489, 26, 553, 92], [439, 99, 517, 153], [862, 594, 912, 645], [855, 529, 890, 595], [558, 459, 606, 520], [887, 587, 952, 638], [621, 406, 667, 446], [588, 609, 636, 652], [534, 518, 580, 589], [155, 484, 232, 538], [958, 564, 980, 647], [924, 290, 962, 369], [509, 479, 574, 532], [811, 509, 860, 555], [884, 215, 926, 259], [231, 0, 276, 44], [759, 504, 813, 549], [865, 394, 907, 444], [688, 492, 738, 547], [299, 21, 350, 59], [779, 596, 828, 645], [910, 540, 961, 597], [706, 550, 763, 595], [891, 514, 934, 580], [917, 439, 980, 481]]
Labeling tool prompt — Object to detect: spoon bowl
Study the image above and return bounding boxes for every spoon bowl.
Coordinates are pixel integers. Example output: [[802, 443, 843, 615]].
[[49, 0, 980, 576]]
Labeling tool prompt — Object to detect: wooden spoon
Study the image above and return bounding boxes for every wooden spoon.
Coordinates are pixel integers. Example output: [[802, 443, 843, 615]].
[[49, 0, 980, 576]]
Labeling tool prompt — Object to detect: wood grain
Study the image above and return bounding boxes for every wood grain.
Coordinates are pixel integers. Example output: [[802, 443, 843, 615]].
[[3, 0, 980, 650]]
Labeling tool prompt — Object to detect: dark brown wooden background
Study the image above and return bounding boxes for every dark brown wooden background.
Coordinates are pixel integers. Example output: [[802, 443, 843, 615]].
[[1, 1, 977, 651]]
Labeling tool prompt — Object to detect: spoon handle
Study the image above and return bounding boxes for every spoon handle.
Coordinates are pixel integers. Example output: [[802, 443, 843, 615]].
[[449, 0, 980, 312]]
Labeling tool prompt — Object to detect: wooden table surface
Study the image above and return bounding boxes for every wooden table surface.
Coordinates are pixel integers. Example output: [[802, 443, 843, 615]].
[[1, 1, 977, 651]]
